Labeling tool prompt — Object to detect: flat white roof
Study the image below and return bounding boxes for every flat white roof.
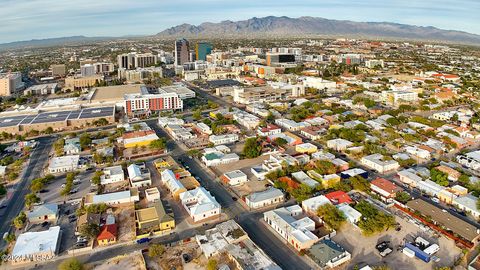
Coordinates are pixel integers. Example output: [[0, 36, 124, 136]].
[[12, 226, 61, 257]]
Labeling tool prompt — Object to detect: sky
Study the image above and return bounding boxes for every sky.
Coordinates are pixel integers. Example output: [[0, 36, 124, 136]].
[[0, 0, 479, 43]]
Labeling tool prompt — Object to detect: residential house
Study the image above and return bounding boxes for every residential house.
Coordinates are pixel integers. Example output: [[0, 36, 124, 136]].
[[257, 124, 281, 137], [292, 171, 320, 188], [64, 137, 81, 155], [308, 239, 352, 269], [145, 187, 161, 202], [100, 165, 125, 185], [27, 203, 59, 224], [135, 201, 175, 237], [264, 205, 319, 251], [327, 139, 353, 151], [370, 178, 402, 203], [127, 163, 152, 188], [179, 187, 221, 222], [453, 195, 480, 219], [361, 154, 400, 174], [435, 165, 461, 181], [97, 215, 117, 246], [325, 191, 353, 205], [337, 203, 361, 224], [245, 188, 284, 209], [202, 151, 240, 167], [209, 134, 239, 145], [160, 169, 187, 199], [295, 143, 318, 154], [302, 195, 332, 219]]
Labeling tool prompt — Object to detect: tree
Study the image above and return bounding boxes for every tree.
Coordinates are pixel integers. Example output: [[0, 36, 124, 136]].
[[192, 109, 202, 121], [350, 176, 370, 192], [395, 191, 411, 204], [242, 137, 262, 158], [149, 138, 167, 150], [58, 258, 84, 270], [430, 168, 449, 186], [0, 184, 6, 196], [13, 212, 27, 229], [30, 179, 45, 193], [53, 138, 65, 156], [25, 193, 40, 208], [4, 233, 15, 243], [317, 204, 346, 230], [79, 133, 91, 150], [148, 244, 165, 257], [44, 127, 54, 134], [355, 201, 396, 235], [79, 223, 100, 239], [91, 171, 102, 186], [206, 259, 218, 270], [273, 137, 288, 146], [314, 160, 337, 175]]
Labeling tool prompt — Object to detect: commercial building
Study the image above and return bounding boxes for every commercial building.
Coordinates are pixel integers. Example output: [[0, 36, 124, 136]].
[[117, 52, 158, 69], [209, 134, 239, 145], [11, 226, 61, 264], [195, 42, 213, 61], [406, 199, 480, 244], [179, 187, 221, 222], [51, 64, 66, 77], [361, 154, 400, 174], [0, 106, 115, 135], [381, 90, 418, 106], [48, 155, 80, 173], [452, 195, 480, 219], [264, 205, 319, 251], [118, 67, 163, 83], [202, 150, 239, 167], [301, 77, 336, 90], [135, 201, 175, 237], [84, 188, 139, 206], [245, 188, 284, 209], [221, 170, 248, 186], [266, 52, 296, 67], [327, 139, 354, 151], [65, 75, 103, 89], [93, 62, 115, 74], [233, 86, 287, 105], [122, 130, 160, 148], [0, 72, 23, 96], [24, 83, 58, 96], [124, 86, 183, 117], [175, 38, 190, 66], [80, 64, 96, 77]]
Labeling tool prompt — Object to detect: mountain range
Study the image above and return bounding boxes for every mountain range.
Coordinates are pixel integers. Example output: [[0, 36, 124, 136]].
[[1, 16, 480, 50], [156, 16, 480, 44]]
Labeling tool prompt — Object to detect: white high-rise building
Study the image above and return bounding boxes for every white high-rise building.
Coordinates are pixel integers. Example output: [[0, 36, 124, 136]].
[[0, 72, 23, 96]]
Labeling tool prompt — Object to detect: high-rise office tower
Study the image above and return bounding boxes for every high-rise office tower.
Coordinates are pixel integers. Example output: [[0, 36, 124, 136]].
[[175, 38, 190, 66], [195, 42, 213, 61]]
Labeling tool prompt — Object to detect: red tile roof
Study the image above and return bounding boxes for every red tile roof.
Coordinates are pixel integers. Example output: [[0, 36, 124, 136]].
[[371, 178, 401, 195], [325, 191, 353, 204], [97, 224, 117, 240]]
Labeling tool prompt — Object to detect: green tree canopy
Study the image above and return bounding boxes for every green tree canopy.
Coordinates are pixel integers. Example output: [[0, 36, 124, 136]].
[[242, 137, 263, 158], [317, 204, 346, 230], [58, 258, 84, 270]]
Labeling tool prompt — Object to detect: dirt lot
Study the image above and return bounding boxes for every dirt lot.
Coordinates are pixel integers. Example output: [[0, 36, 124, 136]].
[[144, 240, 207, 270], [91, 251, 146, 270], [332, 214, 463, 270], [114, 205, 136, 242], [213, 154, 269, 179]]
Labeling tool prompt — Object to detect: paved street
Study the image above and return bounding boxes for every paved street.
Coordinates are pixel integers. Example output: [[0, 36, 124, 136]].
[[0, 136, 55, 250]]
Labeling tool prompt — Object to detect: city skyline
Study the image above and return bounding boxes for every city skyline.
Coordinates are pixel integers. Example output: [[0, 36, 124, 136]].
[[0, 0, 479, 44]]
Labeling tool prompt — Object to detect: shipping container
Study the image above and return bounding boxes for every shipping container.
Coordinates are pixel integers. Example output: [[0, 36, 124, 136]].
[[403, 247, 415, 258], [405, 243, 431, 263]]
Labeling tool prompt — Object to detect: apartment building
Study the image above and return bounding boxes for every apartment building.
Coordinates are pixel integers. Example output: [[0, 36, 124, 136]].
[[124, 86, 183, 117], [0, 72, 23, 96], [361, 154, 400, 174]]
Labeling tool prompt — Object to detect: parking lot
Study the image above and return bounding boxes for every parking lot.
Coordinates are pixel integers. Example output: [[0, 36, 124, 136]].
[[333, 212, 462, 269], [38, 170, 94, 204]]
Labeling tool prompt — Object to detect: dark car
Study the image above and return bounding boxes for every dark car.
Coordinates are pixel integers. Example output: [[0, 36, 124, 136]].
[[41, 221, 49, 227], [182, 254, 191, 263], [136, 238, 151, 244], [232, 197, 238, 201], [39, 189, 49, 193], [0, 205, 6, 209]]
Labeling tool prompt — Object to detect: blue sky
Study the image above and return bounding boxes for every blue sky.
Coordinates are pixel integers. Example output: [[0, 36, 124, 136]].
[[1, 0, 479, 43]]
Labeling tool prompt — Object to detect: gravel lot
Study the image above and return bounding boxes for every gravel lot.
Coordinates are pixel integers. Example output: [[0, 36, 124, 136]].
[[333, 213, 462, 269]]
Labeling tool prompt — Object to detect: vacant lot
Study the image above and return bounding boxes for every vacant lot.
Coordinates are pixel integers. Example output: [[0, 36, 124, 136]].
[[92, 251, 146, 270], [333, 214, 462, 270]]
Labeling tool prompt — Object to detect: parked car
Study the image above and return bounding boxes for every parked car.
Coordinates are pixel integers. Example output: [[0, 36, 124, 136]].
[[136, 238, 151, 244]]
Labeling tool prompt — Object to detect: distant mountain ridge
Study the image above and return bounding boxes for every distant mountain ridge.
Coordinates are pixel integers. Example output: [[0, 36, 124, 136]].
[[0, 36, 115, 50], [156, 16, 480, 44]]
